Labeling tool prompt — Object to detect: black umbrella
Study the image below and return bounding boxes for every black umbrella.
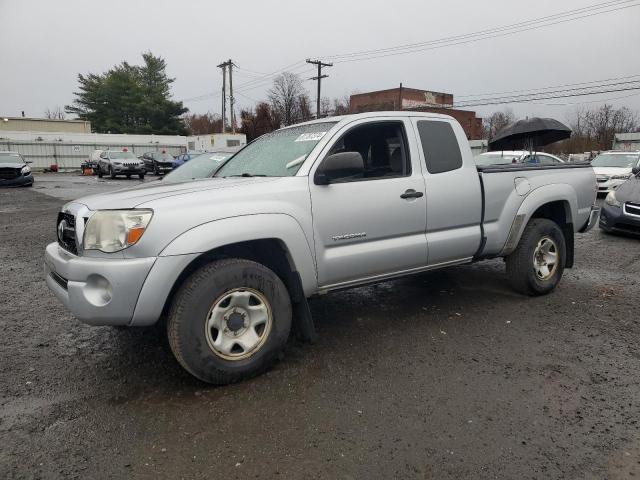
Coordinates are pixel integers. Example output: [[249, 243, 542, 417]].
[[489, 117, 571, 151]]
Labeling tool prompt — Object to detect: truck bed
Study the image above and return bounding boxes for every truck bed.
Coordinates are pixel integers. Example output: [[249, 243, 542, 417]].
[[475, 162, 596, 259]]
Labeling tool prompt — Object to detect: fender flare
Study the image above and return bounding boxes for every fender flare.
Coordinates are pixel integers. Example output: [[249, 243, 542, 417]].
[[501, 183, 577, 256], [159, 213, 318, 296]]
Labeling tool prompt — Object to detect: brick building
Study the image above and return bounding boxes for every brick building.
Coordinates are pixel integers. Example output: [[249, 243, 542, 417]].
[[349, 87, 483, 140]]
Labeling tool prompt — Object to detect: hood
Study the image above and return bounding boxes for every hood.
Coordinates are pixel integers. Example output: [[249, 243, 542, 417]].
[[614, 175, 640, 203], [74, 177, 281, 210], [592, 166, 631, 176], [0, 162, 26, 169]]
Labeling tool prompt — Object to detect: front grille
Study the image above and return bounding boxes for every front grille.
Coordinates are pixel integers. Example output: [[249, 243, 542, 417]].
[[57, 212, 77, 254], [0, 167, 20, 180], [122, 162, 139, 167], [625, 203, 640, 217]]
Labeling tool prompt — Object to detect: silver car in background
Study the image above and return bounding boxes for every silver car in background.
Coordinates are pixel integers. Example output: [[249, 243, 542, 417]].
[[591, 151, 640, 194]]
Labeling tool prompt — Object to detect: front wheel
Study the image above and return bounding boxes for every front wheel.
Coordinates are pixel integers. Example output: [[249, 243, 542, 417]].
[[167, 258, 292, 384], [138, 173, 145, 180], [505, 218, 566, 296], [109, 166, 116, 179]]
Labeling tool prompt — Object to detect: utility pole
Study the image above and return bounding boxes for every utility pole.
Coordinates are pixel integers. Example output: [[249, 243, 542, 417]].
[[217, 59, 236, 133], [306, 58, 333, 119], [217, 61, 227, 133], [228, 59, 235, 133]]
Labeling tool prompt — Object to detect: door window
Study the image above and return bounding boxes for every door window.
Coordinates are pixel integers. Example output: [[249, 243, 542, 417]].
[[322, 121, 411, 183], [416, 121, 462, 174]]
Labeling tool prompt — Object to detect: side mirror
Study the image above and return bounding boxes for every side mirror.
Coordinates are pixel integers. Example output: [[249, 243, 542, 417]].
[[633, 166, 640, 175], [314, 151, 364, 185]]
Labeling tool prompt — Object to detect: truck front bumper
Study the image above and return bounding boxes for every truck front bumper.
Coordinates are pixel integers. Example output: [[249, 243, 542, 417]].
[[44, 242, 156, 326]]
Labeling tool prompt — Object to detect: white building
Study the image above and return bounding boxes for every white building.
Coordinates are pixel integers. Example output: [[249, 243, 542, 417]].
[[613, 132, 640, 151], [187, 133, 247, 151]]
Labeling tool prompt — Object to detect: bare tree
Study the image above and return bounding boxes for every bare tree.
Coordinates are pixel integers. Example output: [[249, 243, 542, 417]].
[[268, 72, 307, 126], [183, 112, 223, 135], [561, 104, 639, 152], [482, 108, 516, 139], [44, 106, 66, 120]]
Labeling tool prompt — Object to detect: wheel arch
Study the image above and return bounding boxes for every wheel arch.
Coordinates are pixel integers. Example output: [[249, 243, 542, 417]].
[[501, 184, 577, 267]]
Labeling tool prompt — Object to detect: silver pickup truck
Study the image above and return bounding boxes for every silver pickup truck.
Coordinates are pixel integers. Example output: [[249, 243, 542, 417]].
[[44, 112, 599, 384]]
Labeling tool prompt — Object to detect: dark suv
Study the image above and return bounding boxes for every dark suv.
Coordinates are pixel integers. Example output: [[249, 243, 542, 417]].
[[141, 151, 175, 175]]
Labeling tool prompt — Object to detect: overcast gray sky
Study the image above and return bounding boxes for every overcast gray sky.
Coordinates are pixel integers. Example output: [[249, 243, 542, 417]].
[[1, 0, 639, 124]]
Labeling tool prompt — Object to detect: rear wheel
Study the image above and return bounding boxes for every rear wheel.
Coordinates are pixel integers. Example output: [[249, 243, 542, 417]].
[[167, 258, 292, 384], [505, 218, 566, 296]]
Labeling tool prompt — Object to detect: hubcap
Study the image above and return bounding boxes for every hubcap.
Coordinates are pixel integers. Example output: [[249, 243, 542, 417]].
[[204, 288, 272, 361], [533, 236, 558, 280]]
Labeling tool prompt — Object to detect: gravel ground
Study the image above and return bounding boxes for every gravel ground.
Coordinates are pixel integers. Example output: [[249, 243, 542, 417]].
[[1, 175, 639, 479]]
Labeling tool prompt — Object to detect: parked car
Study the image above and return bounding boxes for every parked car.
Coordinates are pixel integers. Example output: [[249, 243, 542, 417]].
[[44, 111, 599, 385], [87, 149, 104, 173], [97, 150, 146, 179], [165, 149, 239, 181], [591, 151, 640, 194], [141, 151, 175, 175], [172, 151, 203, 169], [599, 167, 640, 236], [0, 151, 34, 187], [476, 150, 564, 166]]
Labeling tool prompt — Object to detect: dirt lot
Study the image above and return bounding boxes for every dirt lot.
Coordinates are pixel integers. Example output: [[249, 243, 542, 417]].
[[1, 174, 640, 479]]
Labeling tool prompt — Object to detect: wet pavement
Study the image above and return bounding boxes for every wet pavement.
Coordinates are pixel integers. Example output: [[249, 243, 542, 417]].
[[1, 176, 640, 479]]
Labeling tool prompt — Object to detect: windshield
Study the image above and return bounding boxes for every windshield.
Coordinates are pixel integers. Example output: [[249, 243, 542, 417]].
[[0, 152, 25, 164], [109, 152, 136, 159], [591, 153, 639, 168], [164, 152, 234, 182], [475, 152, 520, 165], [215, 122, 337, 177]]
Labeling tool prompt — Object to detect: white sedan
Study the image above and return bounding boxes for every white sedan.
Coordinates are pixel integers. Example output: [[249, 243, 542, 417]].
[[591, 151, 640, 194], [476, 150, 564, 166]]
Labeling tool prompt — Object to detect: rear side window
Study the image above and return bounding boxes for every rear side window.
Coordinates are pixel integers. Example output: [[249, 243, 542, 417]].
[[416, 120, 462, 174]]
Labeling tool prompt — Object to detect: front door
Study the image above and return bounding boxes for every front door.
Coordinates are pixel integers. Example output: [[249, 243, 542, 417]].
[[309, 119, 428, 288]]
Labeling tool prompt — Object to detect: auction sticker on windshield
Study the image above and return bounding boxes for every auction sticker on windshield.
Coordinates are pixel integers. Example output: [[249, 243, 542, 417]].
[[295, 132, 327, 142]]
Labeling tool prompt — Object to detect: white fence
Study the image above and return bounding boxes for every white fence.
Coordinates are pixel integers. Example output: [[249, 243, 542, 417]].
[[0, 140, 186, 170]]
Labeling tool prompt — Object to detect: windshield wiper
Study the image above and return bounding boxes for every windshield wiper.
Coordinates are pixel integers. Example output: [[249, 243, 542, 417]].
[[228, 173, 267, 177]]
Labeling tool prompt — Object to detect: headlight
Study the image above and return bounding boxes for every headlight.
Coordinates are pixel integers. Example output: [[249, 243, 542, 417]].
[[605, 191, 622, 208], [113, 161, 122, 166], [20, 165, 31, 175], [611, 174, 630, 180], [83, 210, 153, 253]]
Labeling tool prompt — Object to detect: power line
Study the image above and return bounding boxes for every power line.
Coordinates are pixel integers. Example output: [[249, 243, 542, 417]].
[[453, 79, 640, 107], [328, 1, 640, 63], [455, 73, 640, 99], [451, 85, 640, 108], [327, 0, 632, 59]]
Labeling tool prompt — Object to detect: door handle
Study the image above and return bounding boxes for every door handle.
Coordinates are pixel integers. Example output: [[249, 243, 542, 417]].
[[400, 189, 424, 199]]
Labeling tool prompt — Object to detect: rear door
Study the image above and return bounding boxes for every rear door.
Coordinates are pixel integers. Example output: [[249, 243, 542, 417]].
[[411, 118, 482, 265], [309, 118, 428, 288]]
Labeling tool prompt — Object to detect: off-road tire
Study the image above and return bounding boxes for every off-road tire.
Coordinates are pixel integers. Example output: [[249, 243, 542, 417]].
[[505, 218, 566, 296], [167, 258, 292, 384]]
